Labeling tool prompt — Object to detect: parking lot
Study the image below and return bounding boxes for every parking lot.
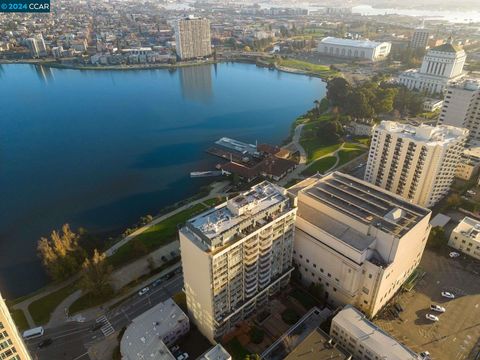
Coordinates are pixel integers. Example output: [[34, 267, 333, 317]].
[[375, 248, 480, 360]]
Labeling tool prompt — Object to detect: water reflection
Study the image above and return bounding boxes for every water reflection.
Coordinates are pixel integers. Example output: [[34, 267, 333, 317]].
[[33, 64, 54, 84], [179, 64, 213, 104]]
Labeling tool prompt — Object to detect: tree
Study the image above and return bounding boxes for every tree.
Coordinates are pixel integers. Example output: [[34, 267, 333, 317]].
[[446, 193, 462, 208], [326, 77, 350, 107], [37, 224, 86, 281], [427, 227, 447, 250], [308, 282, 324, 300], [79, 250, 113, 298]]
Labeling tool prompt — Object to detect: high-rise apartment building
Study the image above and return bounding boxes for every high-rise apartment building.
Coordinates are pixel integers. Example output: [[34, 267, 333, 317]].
[[0, 294, 32, 360], [364, 121, 468, 208], [175, 16, 212, 60], [410, 28, 430, 49], [437, 79, 480, 145], [25, 34, 47, 58], [179, 182, 296, 342], [292, 172, 431, 318], [398, 40, 466, 94]]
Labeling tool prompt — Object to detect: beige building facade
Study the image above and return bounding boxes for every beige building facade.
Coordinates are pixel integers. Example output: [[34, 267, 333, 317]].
[[437, 79, 480, 145], [331, 305, 418, 359], [0, 295, 31, 360], [179, 182, 296, 342], [365, 121, 468, 208], [449, 217, 480, 260], [292, 172, 431, 318], [175, 16, 212, 60]]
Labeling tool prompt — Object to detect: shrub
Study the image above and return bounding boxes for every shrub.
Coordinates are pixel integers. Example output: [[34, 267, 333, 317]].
[[249, 326, 265, 344]]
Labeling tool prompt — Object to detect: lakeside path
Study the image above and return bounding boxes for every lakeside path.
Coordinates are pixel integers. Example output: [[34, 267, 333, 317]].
[[12, 180, 230, 328]]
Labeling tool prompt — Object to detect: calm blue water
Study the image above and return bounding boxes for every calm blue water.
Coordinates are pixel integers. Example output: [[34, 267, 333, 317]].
[[0, 62, 325, 298]]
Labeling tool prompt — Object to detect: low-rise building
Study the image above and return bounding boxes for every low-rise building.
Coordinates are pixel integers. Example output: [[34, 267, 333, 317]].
[[198, 344, 231, 360], [348, 119, 374, 136], [449, 217, 480, 260], [120, 298, 189, 360], [423, 98, 444, 112], [456, 147, 480, 181], [318, 37, 391, 61], [330, 305, 419, 359]]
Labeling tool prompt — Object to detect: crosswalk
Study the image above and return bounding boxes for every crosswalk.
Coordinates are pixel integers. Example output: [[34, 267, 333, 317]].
[[96, 315, 115, 337]]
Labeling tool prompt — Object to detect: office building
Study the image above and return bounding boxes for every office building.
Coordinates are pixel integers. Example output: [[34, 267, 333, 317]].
[[0, 294, 32, 360], [398, 40, 466, 94], [449, 217, 480, 260], [437, 79, 480, 145], [175, 16, 212, 60], [179, 182, 296, 342], [120, 298, 189, 360], [410, 28, 430, 49], [318, 37, 391, 61], [365, 121, 468, 208], [330, 305, 419, 359], [292, 172, 431, 317]]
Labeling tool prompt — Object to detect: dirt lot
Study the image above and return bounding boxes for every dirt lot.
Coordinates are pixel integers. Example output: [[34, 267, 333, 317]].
[[375, 248, 480, 360]]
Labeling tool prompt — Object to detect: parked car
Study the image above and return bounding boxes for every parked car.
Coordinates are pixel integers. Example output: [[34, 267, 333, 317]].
[[425, 314, 439, 322], [394, 303, 404, 313], [449, 252, 460, 258], [430, 304, 446, 313], [176, 353, 189, 360], [138, 287, 150, 296], [37, 338, 53, 349], [152, 279, 162, 287], [441, 291, 455, 299], [170, 345, 180, 353], [419, 351, 431, 359], [467, 190, 476, 195]]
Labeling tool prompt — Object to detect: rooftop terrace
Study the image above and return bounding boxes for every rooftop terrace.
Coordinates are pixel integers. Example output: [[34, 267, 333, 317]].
[[301, 172, 429, 237], [454, 217, 480, 242], [188, 181, 290, 241]]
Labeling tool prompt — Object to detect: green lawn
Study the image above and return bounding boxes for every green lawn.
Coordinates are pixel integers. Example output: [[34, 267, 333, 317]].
[[9, 309, 29, 332], [277, 59, 338, 78], [28, 282, 78, 325], [224, 338, 250, 360], [302, 156, 336, 176], [203, 196, 226, 207], [69, 292, 111, 315], [337, 149, 365, 167], [108, 203, 207, 267]]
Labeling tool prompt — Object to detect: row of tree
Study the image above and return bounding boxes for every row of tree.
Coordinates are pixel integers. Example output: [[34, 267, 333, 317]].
[[37, 224, 113, 297], [326, 77, 424, 118]]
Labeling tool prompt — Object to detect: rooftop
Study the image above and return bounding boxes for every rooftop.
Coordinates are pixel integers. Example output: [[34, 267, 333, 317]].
[[430, 42, 462, 53], [187, 181, 290, 241], [453, 217, 480, 243], [299, 172, 430, 238], [198, 344, 232, 360], [376, 121, 468, 146], [120, 299, 188, 360], [333, 305, 418, 360], [321, 36, 387, 48]]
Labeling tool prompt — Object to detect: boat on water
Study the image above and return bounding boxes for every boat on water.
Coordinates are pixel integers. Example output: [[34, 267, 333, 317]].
[[190, 170, 225, 178]]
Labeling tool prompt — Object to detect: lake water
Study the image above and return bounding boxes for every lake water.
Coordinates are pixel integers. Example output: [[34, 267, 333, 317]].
[[0, 62, 326, 298]]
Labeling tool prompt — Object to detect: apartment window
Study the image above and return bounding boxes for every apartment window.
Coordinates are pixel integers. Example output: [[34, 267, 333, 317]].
[[368, 274, 372, 279], [328, 273, 331, 277], [306, 259, 310, 263], [313, 264, 317, 268], [299, 254, 303, 259], [364, 300, 368, 304], [320, 268, 324, 273]]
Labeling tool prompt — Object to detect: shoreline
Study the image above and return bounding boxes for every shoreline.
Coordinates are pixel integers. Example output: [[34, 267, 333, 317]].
[[0, 56, 333, 80]]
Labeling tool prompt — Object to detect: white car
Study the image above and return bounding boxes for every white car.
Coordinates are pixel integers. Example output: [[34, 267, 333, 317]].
[[419, 351, 431, 359], [441, 291, 455, 299], [449, 252, 460, 258], [430, 304, 446, 313], [425, 314, 439, 322], [138, 287, 150, 296], [176, 353, 189, 360], [467, 190, 476, 195]]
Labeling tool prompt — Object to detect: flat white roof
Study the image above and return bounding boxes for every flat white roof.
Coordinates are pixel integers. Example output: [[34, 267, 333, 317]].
[[453, 217, 480, 243], [333, 306, 418, 360], [376, 121, 468, 146], [198, 344, 232, 360], [321, 36, 388, 48], [120, 299, 188, 360], [188, 181, 288, 240]]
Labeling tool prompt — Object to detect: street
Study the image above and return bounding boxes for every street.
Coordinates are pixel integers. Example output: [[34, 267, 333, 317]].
[[27, 274, 184, 360]]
